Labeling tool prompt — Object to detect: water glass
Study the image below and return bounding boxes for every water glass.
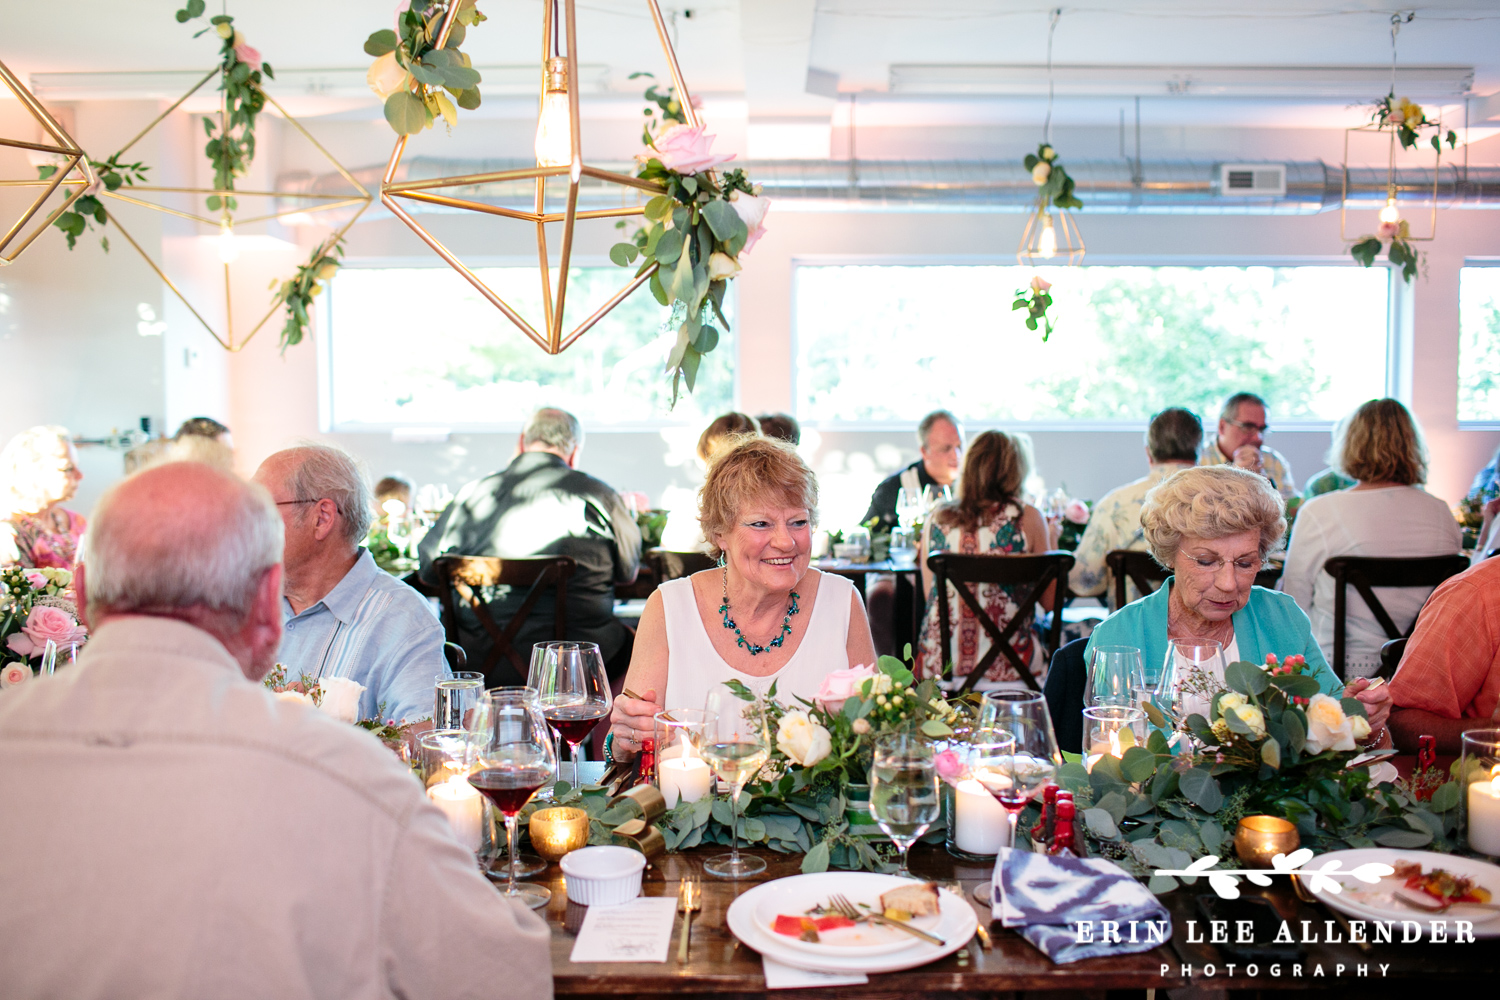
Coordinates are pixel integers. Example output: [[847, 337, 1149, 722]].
[[1085, 645, 1143, 708], [434, 671, 484, 730], [868, 732, 940, 878], [1156, 638, 1227, 725]]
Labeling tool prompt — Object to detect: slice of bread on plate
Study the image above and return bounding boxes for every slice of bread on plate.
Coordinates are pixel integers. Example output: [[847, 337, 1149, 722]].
[[879, 882, 941, 917]]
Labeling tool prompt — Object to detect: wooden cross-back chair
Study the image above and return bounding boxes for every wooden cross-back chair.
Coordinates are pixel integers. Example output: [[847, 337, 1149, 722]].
[[647, 548, 718, 584], [1105, 549, 1283, 611], [432, 555, 575, 682], [1323, 554, 1470, 680], [926, 551, 1074, 694]]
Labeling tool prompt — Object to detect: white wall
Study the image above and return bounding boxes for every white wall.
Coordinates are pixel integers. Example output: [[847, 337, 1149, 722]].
[[3, 96, 1498, 528]]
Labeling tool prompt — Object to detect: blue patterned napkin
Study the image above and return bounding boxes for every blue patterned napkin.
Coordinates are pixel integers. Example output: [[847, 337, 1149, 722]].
[[991, 847, 1172, 964]]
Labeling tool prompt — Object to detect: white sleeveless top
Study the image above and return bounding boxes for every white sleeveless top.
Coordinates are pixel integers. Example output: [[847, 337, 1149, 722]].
[[661, 571, 856, 713]]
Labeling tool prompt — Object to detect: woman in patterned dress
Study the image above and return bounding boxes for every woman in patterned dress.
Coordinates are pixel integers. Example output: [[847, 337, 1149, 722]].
[[0, 426, 86, 571], [915, 430, 1053, 685]]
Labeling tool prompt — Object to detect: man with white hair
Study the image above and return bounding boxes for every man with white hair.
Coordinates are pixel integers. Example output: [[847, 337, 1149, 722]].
[[254, 444, 448, 724], [419, 407, 641, 685], [0, 462, 553, 999]]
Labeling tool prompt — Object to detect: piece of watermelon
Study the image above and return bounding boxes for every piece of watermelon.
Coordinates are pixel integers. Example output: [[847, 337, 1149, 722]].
[[812, 915, 856, 932], [773, 915, 813, 937]]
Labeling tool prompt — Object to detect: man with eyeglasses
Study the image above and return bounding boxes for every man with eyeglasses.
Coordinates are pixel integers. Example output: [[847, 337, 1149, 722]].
[[254, 444, 449, 725], [1199, 392, 1297, 500]]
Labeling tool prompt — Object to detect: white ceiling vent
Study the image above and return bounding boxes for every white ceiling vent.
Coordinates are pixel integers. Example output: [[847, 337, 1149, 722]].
[[1219, 164, 1287, 197]]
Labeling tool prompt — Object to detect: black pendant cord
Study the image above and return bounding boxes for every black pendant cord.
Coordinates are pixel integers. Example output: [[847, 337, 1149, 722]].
[[719, 564, 800, 656]]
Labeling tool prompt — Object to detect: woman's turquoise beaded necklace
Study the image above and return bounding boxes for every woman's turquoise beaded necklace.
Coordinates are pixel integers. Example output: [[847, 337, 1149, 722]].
[[719, 564, 800, 655]]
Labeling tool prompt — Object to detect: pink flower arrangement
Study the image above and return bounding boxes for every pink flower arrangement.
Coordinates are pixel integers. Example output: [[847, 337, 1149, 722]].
[[1063, 499, 1090, 525], [5, 605, 87, 660], [813, 663, 878, 713], [23, 569, 48, 589], [933, 748, 968, 787], [641, 123, 735, 175]]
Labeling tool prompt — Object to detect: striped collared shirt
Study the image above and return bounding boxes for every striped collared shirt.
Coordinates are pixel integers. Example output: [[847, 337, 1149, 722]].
[[277, 549, 449, 723]]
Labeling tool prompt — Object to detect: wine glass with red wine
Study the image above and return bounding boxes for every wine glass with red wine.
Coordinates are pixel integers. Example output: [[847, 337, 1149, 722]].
[[531, 642, 612, 788], [972, 691, 1061, 849], [468, 687, 558, 909]]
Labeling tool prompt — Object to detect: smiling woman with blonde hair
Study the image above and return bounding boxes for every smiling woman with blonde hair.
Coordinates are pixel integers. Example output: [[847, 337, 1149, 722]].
[[0, 426, 86, 570], [607, 437, 876, 762]]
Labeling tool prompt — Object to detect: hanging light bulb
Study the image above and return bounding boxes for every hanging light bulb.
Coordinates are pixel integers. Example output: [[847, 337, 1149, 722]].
[[1379, 194, 1401, 225], [534, 57, 573, 168], [1037, 214, 1058, 259], [216, 217, 239, 264]]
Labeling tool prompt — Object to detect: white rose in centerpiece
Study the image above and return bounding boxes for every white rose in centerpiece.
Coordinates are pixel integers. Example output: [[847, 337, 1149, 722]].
[[316, 677, 366, 724], [1, 662, 31, 689], [1304, 693, 1356, 753], [776, 710, 831, 768], [1232, 704, 1267, 739], [1218, 691, 1247, 712], [276, 690, 314, 707], [1032, 161, 1052, 185], [1350, 714, 1372, 742]]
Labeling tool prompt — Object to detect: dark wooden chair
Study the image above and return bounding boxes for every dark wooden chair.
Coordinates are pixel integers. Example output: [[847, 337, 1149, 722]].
[[1378, 637, 1406, 682], [432, 555, 575, 683], [442, 641, 468, 672], [927, 551, 1074, 693], [1105, 550, 1169, 611], [647, 548, 718, 584], [1042, 636, 1090, 755], [1254, 565, 1284, 590], [1323, 554, 1471, 680]]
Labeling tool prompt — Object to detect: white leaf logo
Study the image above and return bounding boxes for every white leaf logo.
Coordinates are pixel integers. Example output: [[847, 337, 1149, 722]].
[[1185, 855, 1221, 873], [1208, 873, 1241, 899], [1350, 862, 1395, 884], [1271, 849, 1313, 871], [1309, 860, 1346, 895], [1245, 873, 1274, 887]]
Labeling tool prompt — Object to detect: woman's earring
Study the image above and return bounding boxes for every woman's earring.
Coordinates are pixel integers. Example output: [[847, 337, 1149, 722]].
[[717, 552, 727, 569]]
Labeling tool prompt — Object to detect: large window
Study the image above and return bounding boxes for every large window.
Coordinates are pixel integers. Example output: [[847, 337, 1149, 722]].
[[1459, 266, 1500, 423], [326, 266, 735, 428], [794, 264, 1390, 424]]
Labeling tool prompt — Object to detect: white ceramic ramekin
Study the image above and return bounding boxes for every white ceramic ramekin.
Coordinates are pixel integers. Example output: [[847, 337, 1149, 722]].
[[559, 845, 646, 906]]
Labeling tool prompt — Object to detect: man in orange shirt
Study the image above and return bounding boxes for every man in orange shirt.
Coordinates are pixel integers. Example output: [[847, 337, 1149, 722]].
[[1389, 556, 1500, 754]]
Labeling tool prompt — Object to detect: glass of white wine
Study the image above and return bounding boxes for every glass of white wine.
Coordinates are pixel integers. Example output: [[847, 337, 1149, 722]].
[[700, 684, 771, 879], [868, 731, 940, 879]]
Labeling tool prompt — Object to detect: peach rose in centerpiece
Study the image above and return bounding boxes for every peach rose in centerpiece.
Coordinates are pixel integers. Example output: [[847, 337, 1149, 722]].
[[6, 605, 86, 659], [1, 662, 31, 689], [1303, 693, 1357, 753]]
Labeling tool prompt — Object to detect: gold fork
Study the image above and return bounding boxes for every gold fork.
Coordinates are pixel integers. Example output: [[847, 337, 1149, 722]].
[[677, 878, 701, 963], [1290, 873, 1371, 954], [828, 893, 946, 946]]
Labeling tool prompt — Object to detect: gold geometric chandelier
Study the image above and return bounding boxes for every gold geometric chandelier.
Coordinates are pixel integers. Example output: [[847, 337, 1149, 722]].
[[0, 59, 98, 265], [1016, 9, 1083, 268], [380, 0, 696, 355], [100, 70, 371, 351]]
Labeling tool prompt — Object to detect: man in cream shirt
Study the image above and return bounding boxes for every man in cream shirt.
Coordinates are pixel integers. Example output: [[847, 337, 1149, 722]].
[[0, 462, 552, 1000]]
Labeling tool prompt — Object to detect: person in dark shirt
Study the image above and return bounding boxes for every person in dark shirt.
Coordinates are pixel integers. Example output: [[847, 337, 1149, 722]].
[[418, 408, 641, 685], [863, 409, 965, 529]]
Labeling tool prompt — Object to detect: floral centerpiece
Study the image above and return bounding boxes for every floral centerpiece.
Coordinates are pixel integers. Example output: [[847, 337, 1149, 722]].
[[610, 76, 768, 406], [262, 665, 412, 752], [530, 651, 974, 872], [0, 567, 87, 689], [1055, 497, 1091, 551], [1008, 653, 1464, 893]]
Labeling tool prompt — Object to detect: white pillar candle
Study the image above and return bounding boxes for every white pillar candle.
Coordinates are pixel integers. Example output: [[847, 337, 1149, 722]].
[[954, 778, 1008, 855], [428, 775, 484, 854], [658, 733, 712, 808], [1468, 774, 1500, 857]]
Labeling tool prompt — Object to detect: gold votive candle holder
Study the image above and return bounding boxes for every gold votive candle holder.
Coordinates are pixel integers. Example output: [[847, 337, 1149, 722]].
[[1234, 815, 1300, 867], [529, 807, 591, 861]]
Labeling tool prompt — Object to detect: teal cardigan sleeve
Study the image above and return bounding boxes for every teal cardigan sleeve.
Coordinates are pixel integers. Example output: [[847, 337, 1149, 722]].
[[1084, 583, 1343, 695]]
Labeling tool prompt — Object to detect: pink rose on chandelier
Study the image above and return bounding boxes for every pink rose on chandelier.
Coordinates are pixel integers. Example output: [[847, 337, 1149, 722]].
[[231, 32, 262, 73], [642, 123, 735, 175]]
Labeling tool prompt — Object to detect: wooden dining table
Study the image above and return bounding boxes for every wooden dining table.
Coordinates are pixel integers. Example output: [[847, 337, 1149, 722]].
[[526, 765, 1500, 997]]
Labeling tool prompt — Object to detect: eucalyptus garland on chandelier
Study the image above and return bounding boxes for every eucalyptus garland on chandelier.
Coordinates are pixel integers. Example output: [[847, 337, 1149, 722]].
[[364, 0, 486, 135], [610, 76, 770, 406]]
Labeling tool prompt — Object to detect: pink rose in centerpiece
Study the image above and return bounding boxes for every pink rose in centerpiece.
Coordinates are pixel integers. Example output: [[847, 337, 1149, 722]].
[[933, 749, 967, 787], [1, 662, 31, 689], [814, 663, 879, 713], [23, 569, 48, 589], [6, 605, 86, 659], [641, 123, 735, 175], [730, 192, 771, 255], [1063, 499, 1090, 525]]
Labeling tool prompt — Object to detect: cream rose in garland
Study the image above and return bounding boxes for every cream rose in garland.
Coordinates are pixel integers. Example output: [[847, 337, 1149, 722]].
[[776, 710, 832, 768]]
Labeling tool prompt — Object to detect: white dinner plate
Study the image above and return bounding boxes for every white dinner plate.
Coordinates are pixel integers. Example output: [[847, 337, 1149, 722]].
[[752, 873, 939, 957], [1307, 849, 1500, 939], [727, 872, 978, 975]]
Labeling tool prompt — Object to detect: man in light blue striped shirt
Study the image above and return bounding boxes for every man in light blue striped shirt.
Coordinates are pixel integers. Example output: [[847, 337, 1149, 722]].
[[255, 445, 449, 723]]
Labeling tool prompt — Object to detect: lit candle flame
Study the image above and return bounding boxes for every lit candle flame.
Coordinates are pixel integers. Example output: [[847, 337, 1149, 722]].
[[1108, 729, 1122, 757]]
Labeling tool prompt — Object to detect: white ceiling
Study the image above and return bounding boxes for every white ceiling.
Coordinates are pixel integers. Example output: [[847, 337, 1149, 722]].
[[3, 1, 1500, 132]]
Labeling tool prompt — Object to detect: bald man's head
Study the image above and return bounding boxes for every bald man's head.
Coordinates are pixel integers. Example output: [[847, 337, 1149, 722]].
[[80, 462, 285, 679]]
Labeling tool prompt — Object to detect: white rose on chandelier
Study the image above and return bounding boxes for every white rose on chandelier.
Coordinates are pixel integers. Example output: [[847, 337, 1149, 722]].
[[776, 710, 832, 768], [1032, 161, 1052, 185], [729, 191, 771, 255], [367, 51, 411, 100], [707, 251, 741, 280]]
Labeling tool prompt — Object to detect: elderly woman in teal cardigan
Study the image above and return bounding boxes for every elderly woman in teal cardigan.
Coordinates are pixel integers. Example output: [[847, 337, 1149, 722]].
[[1085, 465, 1393, 744]]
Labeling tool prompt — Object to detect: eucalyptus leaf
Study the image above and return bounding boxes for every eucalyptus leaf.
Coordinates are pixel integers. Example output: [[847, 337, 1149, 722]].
[[1084, 808, 1120, 840], [1225, 661, 1269, 696], [456, 88, 482, 111], [1179, 767, 1223, 813], [1372, 826, 1433, 848], [800, 840, 831, 873], [1121, 746, 1158, 783], [654, 228, 684, 266], [384, 91, 429, 135], [364, 30, 399, 56], [609, 242, 638, 267], [1429, 780, 1460, 812], [701, 199, 743, 241], [681, 346, 702, 392], [1261, 738, 1281, 770]]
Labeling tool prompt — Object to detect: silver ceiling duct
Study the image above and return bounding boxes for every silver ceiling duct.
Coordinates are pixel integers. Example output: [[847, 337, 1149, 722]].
[[284, 158, 1500, 217]]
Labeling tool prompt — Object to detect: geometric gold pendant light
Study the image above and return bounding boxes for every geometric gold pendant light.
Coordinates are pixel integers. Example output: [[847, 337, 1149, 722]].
[[99, 70, 371, 351], [380, 0, 698, 355], [0, 58, 99, 265]]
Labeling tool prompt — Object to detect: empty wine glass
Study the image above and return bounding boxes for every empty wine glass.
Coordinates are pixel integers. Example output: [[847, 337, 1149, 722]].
[[1085, 645, 1144, 708], [896, 487, 923, 531], [700, 684, 770, 879], [921, 484, 953, 514], [1156, 638, 1226, 727], [531, 642, 612, 788], [975, 691, 1061, 848], [868, 732, 940, 878], [468, 688, 557, 909]]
